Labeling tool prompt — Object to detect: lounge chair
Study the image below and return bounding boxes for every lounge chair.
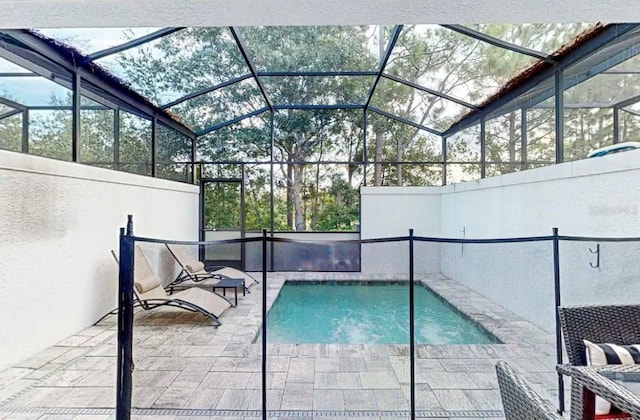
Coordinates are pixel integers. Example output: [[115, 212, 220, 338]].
[[165, 243, 259, 294], [104, 248, 232, 326], [496, 361, 563, 420]]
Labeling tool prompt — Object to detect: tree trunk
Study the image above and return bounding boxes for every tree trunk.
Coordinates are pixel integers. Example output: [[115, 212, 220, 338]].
[[374, 132, 383, 185], [292, 164, 305, 231]]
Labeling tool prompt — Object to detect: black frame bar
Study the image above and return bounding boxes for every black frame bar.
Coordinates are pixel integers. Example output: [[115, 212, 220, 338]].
[[0, 108, 22, 120], [442, 136, 447, 185], [408, 229, 416, 420], [613, 107, 620, 144], [553, 227, 565, 414], [480, 117, 486, 178], [442, 24, 553, 62], [85, 28, 185, 63], [0, 96, 27, 111], [116, 216, 135, 420], [612, 92, 640, 109], [261, 229, 268, 420], [71, 71, 81, 162], [21, 110, 28, 153], [364, 25, 403, 110], [259, 71, 378, 77], [554, 71, 564, 163], [369, 106, 442, 136], [444, 24, 638, 137], [114, 108, 120, 170], [520, 108, 527, 170], [160, 74, 253, 110], [229, 27, 273, 111], [362, 109, 368, 185], [382, 73, 478, 110], [151, 115, 157, 177], [0, 29, 196, 139], [196, 107, 270, 137], [269, 111, 275, 271], [274, 104, 363, 110]]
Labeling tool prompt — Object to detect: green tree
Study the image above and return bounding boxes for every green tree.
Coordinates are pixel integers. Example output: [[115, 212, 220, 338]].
[[118, 26, 376, 231], [0, 112, 22, 152]]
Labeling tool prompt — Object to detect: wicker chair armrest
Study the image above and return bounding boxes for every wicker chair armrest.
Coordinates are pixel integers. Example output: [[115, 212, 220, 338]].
[[562, 365, 640, 418]]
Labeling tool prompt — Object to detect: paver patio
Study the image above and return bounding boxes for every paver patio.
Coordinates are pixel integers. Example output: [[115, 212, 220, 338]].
[[0, 273, 564, 419]]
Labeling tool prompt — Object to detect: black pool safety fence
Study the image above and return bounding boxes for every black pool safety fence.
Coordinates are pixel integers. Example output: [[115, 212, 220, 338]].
[[114, 215, 640, 420]]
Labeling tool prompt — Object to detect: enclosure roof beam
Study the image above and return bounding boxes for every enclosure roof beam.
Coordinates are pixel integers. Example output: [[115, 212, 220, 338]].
[[258, 71, 379, 77], [621, 107, 640, 117], [602, 69, 640, 74], [160, 74, 253, 109], [532, 102, 620, 109], [0, 95, 27, 111], [84, 27, 185, 63], [381, 73, 478, 110], [196, 106, 269, 137], [27, 105, 112, 111], [442, 23, 639, 137], [613, 93, 640, 109], [364, 25, 403, 110], [0, 29, 196, 139], [0, 72, 37, 77], [368, 106, 442, 136], [442, 24, 555, 63], [229, 27, 273, 111], [0, 108, 22, 120], [487, 45, 640, 117], [273, 104, 364, 110], [0, 45, 63, 80]]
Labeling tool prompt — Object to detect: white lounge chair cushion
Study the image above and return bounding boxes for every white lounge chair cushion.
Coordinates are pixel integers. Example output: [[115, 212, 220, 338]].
[[175, 287, 231, 317], [213, 267, 256, 285], [113, 247, 231, 322], [134, 248, 161, 294], [134, 278, 157, 294], [166, 243, 256, 288], [186, 261, 205, 273]]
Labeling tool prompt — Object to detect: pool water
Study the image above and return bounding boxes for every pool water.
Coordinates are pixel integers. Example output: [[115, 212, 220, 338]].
[[264, 282, 500, 344]]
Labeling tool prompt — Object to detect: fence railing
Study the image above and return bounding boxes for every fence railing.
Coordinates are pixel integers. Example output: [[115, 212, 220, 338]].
[[114, 215, 640, 420]]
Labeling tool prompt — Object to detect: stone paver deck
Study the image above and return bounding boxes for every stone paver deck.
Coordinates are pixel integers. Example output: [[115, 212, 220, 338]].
[[0, 273, 564, 419]]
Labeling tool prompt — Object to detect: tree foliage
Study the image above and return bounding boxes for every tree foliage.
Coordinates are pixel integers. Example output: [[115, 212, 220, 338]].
[[0, 23, 637, 231]]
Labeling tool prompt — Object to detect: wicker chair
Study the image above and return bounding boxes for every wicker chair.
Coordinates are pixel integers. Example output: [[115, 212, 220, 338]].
[[496, 361, 563, 420], [558, 304, 640, 420]]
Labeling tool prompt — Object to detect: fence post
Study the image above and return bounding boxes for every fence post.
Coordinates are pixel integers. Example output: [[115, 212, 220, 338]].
[[553, 227, 565, 414], [409, 229, 416, 420], [117, 216, 135, 420], [262, 229, 268, 420]]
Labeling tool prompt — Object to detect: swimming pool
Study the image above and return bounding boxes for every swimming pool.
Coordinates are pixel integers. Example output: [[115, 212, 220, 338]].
[[263, 281, 500, 344]]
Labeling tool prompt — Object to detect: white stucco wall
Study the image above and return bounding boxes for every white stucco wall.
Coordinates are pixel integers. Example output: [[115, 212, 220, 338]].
[[360, 187, 441, 275], [0, 150, 199, 370], [359, 151, 640, 332], [440, 150, 640, 332]]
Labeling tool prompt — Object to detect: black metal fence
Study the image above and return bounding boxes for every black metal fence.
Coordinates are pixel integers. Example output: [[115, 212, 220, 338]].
[[114, 215, 640, 419]]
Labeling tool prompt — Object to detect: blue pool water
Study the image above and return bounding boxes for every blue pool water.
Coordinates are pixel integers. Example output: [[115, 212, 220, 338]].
[[264, 282, 499, 344]]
